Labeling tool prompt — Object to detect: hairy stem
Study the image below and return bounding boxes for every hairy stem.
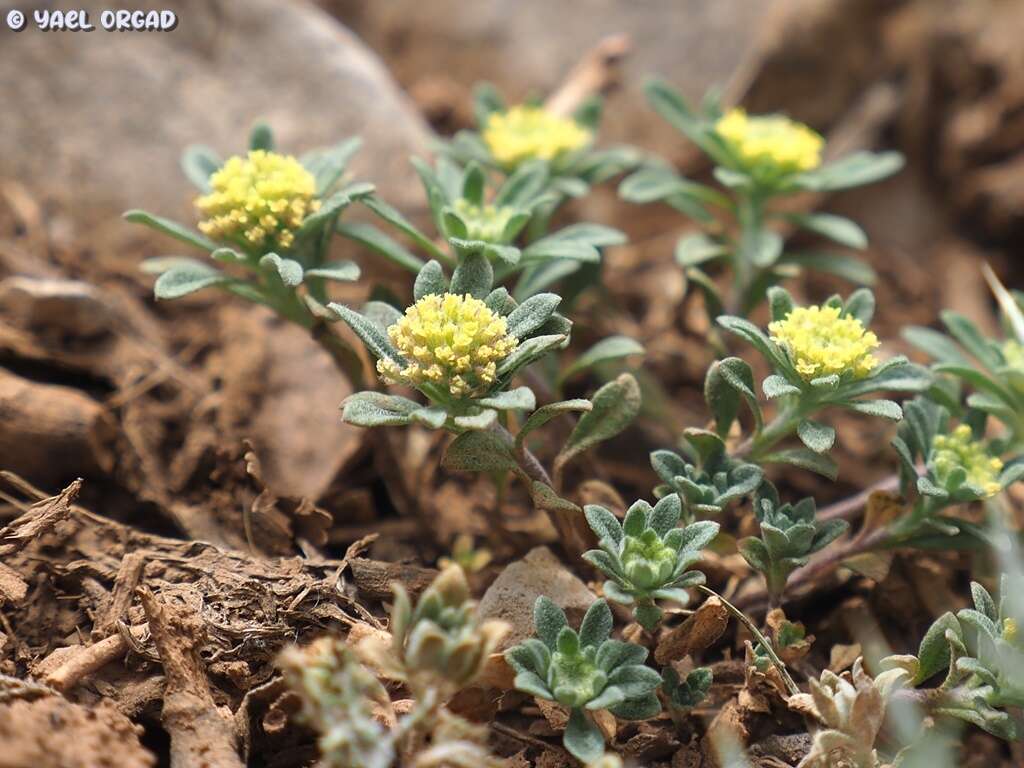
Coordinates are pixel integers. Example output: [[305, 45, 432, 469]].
[[697, 584, 800, 697]]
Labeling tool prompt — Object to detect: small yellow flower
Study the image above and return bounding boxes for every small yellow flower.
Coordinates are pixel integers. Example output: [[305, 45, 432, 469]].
[[453, 199, 518, 243], [483, 106, 591, 169], [931, 424, 1003, 498], [769, 305, 880, 380], [377, 293, 519, 399], [196, 150, 320, 250], [715, 108, 823, 175], [438, 534, 493, 574], [1004, 617, 1018, 644]]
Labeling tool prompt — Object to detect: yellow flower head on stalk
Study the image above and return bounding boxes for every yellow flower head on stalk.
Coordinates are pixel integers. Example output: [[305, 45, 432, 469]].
[[377, 293, 519, 399], [769, 305, 880, 381], [715, 108, 824, 175], [196, 150, 320, 250], [483, 106, 591, 169], [931, 424, 1004, 498], [453, 198, 518, 243]]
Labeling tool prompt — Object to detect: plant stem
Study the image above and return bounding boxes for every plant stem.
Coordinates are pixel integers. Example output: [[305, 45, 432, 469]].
[[698, 584, 800, 697], [735, 401, 805, 461]]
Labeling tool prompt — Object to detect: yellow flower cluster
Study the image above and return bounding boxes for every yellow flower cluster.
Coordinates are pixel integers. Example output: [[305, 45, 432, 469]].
[[483, 106, 591, 169], [196, 150, 320, 250], [715, 108, 824, 174], [932, 424, 1003, 498], [377, 293, 519, 399], [769, 305, 880, 381], [453, 198, 517, 243]]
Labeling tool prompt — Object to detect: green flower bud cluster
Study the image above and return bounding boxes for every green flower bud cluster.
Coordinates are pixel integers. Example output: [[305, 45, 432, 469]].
[[505, 598, 661, 764], [738, 484, 848, 604], [386, 566, 508, 690], [651, 429, 763, 522], [582, 494, 719, 630]]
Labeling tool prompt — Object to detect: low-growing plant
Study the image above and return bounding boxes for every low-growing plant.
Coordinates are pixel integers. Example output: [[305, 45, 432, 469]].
[[620, 81, 904, 320], [582, 494, 719, 629], [443, 84, 639, 218], [505, 598, 661, 763]]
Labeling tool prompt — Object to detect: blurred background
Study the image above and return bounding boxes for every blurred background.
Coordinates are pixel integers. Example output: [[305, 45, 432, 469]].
[[1, 1, 1023, 765]]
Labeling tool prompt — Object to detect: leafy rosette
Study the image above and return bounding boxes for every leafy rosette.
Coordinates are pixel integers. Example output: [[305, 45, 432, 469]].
[[505, 598, 661, 763], [582, 495, 719, 630], [738, 483, 848, 603], [651, 428, 763, 522]]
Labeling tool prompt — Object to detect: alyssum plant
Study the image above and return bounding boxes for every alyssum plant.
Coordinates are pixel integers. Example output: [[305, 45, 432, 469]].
[[281, 566, 509, 768], [620, 81, 904, 320], [126, 122, 371, 384]]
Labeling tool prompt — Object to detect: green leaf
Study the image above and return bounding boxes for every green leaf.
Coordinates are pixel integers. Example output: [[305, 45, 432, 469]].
[[506, 293, 561, 339], [903, 326, 971, 366], [442, 428, 517, 473], [461, 162, 486, 205], [452, 409, 498, 431], [337, 220, 425, 273], [563, 708, 605, 764], [606, 664, 663, 697], [914, 612, 960, 684], [516, 399, 592, 453], [704, 360, 741, 437], [180, 144, 221, 192], [413, 260, 447, 300], [410, 406, 448, 429], [607, 692, 662, 721], [513, 260, 580, 301], [123, 210, 217, 253], [716, 315, 794, 378], [675, 233, 728, 267], [584, 505, 623, 546], [559, 335, 644, 384], [746, 230, 783, 268], [842, 399, 903, 421], [496, 334, 567, 377], [327, 303, 402, 363], [763, 374, 800, 399], [941, 310, 1003, 371], [140, 256, 210, 275], [557, 374, 641, 468], [843, 287, 876, 326], [475, 387, 536, 411], [513, 671, 553, 700], [494, 160, 549, 207], [797, 419, 836, 454], [715, 357, 763, 432], [793, 151, 904, 191], [739, 537, 770, 573], [787, 212, 868, 249], [297, 188, 359, 235], [779, 250, 877, 285], [260, 253, 303, 287], [762, 448, 839, 480], [341, 392, 420, 427], [450, 253, 493, 298], [304, 261, 361, 282], [533, 596, 569, 651], [767, 286, 795, 322], [153, 263, 230, 299], [306, 137, 363, 195], [578, 600, 613, 648], [249, 121, 274, 151], [361, 195, 447, 262]]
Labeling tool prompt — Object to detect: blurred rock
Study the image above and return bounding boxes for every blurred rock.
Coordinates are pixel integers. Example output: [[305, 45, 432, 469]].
[[477, 546, 596, 651], [0, 0, 432, 240], [323, 0, 782, 160]]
